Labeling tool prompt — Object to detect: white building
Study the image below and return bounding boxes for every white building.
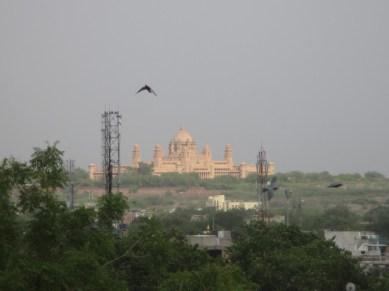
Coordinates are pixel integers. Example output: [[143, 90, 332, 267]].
[[324, 230, 386, 257], [206, 194, 258, 211]]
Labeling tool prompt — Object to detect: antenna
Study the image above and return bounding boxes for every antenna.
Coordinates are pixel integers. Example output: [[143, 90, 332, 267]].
[[101, 110, 122, 195], [256, 145, 269, 223]]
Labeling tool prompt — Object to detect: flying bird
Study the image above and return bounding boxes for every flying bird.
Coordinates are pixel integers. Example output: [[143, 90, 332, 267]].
[[136, 84, 157, 96], [328, 182, 343, 188]]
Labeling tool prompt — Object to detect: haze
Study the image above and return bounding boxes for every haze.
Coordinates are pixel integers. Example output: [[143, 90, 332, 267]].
[[0, 1, 388, 175]]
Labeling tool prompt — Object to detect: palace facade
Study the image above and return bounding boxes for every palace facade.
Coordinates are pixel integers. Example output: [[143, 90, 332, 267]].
[[88, 128, 275, 180]]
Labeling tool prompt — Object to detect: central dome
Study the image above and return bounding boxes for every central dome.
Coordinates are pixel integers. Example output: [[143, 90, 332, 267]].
[[172, 128, 194, 143]]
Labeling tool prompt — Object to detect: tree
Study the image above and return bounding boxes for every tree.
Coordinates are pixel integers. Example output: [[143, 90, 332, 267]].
[[29, 143, 68, 191], [229, 222, 367, 291], [214, 208, 251, 236], [2, 145, 382, 290], [160, 263, 256, 291], [313, 205, 361, 231], [364, 171, 385, 180], [0, 158, 25, 272], [286, 171, 305, 182], [159, 207, 207, 234], [72, 167, 93, 186], [365, 206, 389, 238], [202, 175, 239, 190], [0, 144, 127, 290], [97, 193, 128, 229], [114, 218, 210, 291], [137, 162, 153, 176]]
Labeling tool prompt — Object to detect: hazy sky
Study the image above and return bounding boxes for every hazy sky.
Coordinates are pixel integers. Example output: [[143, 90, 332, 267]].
[[1, 1, 388, 175]]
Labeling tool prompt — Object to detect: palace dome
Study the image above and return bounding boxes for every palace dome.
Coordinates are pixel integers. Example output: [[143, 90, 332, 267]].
[[172, 128, 194, 143]]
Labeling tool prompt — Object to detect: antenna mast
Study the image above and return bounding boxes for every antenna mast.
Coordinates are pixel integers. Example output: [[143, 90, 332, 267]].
[[256, 146, 269, 223], [101, 110, 121, 195]]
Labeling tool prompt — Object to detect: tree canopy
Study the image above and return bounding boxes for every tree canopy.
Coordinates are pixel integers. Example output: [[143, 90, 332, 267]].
[[229, 221, 368, 291], [0, 144, 387, 290]]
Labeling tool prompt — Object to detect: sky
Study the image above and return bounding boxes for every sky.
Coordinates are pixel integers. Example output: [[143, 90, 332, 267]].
[[0, 1, 388, 175]]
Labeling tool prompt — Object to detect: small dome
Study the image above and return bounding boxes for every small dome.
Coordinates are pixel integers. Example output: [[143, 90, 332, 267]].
[[172, 128, 194, 143]]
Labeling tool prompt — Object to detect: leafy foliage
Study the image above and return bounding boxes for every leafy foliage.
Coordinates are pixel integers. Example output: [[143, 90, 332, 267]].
[[115, 218, 210, 291], [160, 263, 256, 291], [365, 206, 389, 238], [29, 143, 68, 191], [97, 193, 128, 229], [137, 162, 153, 176], [290, 205, 362, 231], [0, 144, 127, 290], [229, 222, 368, 291], [0, 145, 387, 290], [364, 171, 386, 180], [120, 171, 201, 188]]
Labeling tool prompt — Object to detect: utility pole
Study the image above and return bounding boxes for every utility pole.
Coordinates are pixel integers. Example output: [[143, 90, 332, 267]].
[[66, 159, 75, 209], [101, 110, 121, 195]]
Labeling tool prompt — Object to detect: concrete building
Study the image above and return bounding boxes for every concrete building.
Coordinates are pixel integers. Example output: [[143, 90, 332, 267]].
[[324, 230, 384, 257], [324, 230, 389, 269], [88, 128, 276, 180], [206, 194, 258, 211], [186, 230, 232, 257]]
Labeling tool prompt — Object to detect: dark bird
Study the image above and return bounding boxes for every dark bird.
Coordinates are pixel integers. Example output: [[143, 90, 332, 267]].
[[262, 177, 279, 201], [328, 182, 343, 188], [136, 84, 157, 96]]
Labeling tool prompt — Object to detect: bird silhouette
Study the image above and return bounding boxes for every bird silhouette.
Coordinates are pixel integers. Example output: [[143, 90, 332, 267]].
[[136, 84, 157, 96], [328, 182, 343, 188]]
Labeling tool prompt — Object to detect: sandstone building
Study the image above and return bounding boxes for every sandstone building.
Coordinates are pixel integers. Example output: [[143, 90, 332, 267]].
[[88, 128, 275, 180]]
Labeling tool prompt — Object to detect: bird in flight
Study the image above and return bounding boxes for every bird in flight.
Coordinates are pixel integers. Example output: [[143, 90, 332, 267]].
[[328, 182, 343, 188], [136, 84, 157, 96]]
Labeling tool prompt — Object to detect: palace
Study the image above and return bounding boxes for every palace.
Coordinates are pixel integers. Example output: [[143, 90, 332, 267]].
[[88, 128, 275, 180]]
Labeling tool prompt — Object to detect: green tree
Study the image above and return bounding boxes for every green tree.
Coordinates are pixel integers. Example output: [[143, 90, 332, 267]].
[[286, 171, 305, 182], [365, 206, 389, 238], [137, 162, 153, 175], [0, 144, 127, 290], [364, 171, 385, 180], [367, 270, 389, 291], [336, 173, 362, 181], [114, 218, 210, 291], [229, 221, 367, 291], [0, 158, 25, 272], [160, 263, 256, 291], [214, 208, 251, 236], [159, 207, 207, 234], [202, 175, 239, 190], [71, 167, 93, 186], [313, 205, 360, 231], [29, 143, 68, 191], [97, 193, 128, 229]]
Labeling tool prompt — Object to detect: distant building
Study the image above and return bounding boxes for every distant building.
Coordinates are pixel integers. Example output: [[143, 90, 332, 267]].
[[324, 230, 389, 269], [87, 163, 128, 181], [88, 128, 276, 180], [186, 230, 232, 257], [206, 194, 258, 211], [324, 230, 383, 257], [190, 214, 208, 222]]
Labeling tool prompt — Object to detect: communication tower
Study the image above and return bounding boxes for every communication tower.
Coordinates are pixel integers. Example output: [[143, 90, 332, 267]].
[[256, 146, 269, 222], [101, 110, 121, 194]]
